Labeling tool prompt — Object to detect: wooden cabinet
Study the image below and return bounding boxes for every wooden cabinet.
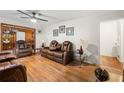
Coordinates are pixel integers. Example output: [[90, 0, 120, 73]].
[[0, 23, 36, 51], [1, 26, 16, 50]]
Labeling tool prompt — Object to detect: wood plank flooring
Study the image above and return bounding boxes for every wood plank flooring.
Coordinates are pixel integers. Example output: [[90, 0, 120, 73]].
[[100, 56, 123, 82], [14, 55, 123, 82], [100, 56, 123, 70]]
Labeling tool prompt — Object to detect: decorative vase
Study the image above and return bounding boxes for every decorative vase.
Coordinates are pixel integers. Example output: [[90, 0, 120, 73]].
[[79, 45, 83, 55]]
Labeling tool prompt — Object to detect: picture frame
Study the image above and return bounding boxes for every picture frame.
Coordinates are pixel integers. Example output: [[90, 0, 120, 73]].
[[66, 27, 74, 36], [53, 29, 58, 36], [59, 25, 65, 33]]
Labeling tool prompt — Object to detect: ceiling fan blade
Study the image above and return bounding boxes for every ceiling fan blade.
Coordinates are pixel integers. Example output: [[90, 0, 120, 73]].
[[17, 10, 32, 17], [38, 13, 60, 20], [35, 17, 48, 22], [17, 10, 48, 22]]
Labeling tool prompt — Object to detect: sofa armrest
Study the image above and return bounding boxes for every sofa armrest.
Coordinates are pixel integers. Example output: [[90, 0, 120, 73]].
[[0, 61, 27, 82], [63, 50, 73, 65]]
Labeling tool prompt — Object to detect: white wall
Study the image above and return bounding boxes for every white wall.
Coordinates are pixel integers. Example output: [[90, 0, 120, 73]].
[[120, 20, 124, 63], [36, 30, 45, 48], [42, 17, 100, 49], [100, 20, 118, 57]]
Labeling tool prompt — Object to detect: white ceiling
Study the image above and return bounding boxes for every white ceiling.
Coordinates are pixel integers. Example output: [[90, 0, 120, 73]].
[[0, 10, 124, 29]]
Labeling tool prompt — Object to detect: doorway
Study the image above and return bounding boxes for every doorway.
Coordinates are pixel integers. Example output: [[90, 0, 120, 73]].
[[100, 19, 124, 81]]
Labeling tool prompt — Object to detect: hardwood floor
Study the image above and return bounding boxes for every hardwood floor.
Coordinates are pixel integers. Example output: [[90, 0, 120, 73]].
[[100, 56, 123, 70], [14, 55, 123, 82], [100, 56, 123, 82]]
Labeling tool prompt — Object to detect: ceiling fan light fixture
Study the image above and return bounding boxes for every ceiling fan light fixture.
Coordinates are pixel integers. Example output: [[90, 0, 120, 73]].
[[30, 18, 37, 23]]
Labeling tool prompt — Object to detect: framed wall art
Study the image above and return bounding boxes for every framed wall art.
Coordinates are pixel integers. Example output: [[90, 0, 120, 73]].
[[59, 25, 65, 33], [66, 27, 74, 36], [53, 29, 58, 36]]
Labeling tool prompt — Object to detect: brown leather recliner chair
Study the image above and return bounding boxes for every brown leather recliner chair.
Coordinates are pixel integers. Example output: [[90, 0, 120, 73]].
[[41, 40, 73, 65], [0, 61, 27, 82], [14, 40, 32, 58], [61, 41, 73, 64]]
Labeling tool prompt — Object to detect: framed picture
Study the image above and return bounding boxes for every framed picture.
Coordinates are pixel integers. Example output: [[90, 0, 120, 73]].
[[53, 29, 58, 36], [59, 25, 65, 33], [66, 27, 74, 36]]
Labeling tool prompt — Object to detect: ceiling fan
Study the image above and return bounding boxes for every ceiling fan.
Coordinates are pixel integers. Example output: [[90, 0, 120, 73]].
[[17, 10, 49, 22]]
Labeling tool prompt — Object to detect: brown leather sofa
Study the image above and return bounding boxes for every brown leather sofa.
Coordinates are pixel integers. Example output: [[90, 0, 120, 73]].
[[41, 40, 73, 65], [14, 40, 32, 58], [0, 52, 27, 82], [0, 60, 27, 82]]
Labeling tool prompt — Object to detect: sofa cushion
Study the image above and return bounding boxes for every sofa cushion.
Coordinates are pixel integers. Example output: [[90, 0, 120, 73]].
[[61, 41, 71, 51], [41, 48, 48, 53], [50, 40, 58, 47], [54, 51, 64, 59], [49, 47, 57, 51], [18, 48, 32, 53], [49, 40, 58, 51], [56, 44, 61, 51], [47, 50, 54, 56], [49, 43, 61, 51], [54, 57, 63, 63]]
